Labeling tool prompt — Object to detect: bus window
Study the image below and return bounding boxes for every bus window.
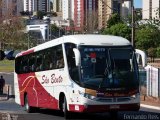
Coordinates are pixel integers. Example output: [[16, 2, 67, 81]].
[[35, 52, 43, 71], [44, 49, 52, 70], [28, 54, 36, 72], [21, 56, 29, 73], [15, 57, 21, 74], [65, 43, 79, 83], [55, 45, 64, 69]]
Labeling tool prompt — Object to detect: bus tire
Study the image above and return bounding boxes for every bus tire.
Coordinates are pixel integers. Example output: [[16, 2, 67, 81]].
[[24, 95, 34, 113], [62, 97, 71, 119]]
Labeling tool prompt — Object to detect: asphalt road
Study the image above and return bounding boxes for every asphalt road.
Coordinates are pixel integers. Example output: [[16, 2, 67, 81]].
[[0, 99, 159, 120]]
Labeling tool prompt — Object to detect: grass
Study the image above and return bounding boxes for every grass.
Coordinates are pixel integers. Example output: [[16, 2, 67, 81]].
[[0, 59, 14, 72]]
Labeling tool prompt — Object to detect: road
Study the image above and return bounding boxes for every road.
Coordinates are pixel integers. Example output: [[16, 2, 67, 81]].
[[0, 99, 159, 120]]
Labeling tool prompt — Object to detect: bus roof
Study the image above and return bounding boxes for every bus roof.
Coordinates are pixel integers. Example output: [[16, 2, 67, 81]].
[[17, 35, 131, 57]]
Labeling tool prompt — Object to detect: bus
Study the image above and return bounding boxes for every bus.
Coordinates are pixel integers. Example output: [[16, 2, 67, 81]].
[[14, 35, 146, 119]]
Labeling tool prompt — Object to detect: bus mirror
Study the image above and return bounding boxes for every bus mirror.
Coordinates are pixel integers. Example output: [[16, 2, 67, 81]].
[[73, 48, 81, 66], [135, 49, 147, 68]]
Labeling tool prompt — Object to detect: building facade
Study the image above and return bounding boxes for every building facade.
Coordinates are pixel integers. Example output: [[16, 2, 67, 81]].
[[52, 0, 62, 12], [98, 0, 122, 30], [23, 0, 50, 12], [121, 1, 131, 17], [0, 0, 22, 17], [142, 0, 160, 19]]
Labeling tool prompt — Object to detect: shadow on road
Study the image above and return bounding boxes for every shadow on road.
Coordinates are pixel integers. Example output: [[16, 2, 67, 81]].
[[35, 109, 160, 120], [37, 109, 111, 120]]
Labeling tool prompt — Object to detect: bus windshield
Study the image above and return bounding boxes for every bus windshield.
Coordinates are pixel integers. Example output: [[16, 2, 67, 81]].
[[79, 46, 139, 91]]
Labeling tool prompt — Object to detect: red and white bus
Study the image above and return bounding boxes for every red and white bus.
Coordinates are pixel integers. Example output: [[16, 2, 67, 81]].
[[14, 35, 146, 118]]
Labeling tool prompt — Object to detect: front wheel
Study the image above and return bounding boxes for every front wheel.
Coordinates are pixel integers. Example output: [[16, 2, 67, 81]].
[[62, 97, 71, 119]]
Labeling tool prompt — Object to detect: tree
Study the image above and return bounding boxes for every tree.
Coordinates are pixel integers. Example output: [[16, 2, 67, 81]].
[[0, 1, 28, 50], [107, 13, 123, 28], [37, 11, 47, 19], [148, 48, 157, 62], [102, 23, 131, 40], [135, 25, 160, 50]]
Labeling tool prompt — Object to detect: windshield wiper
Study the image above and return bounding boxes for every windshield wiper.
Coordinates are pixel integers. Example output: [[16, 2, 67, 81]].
[[98, 62, 111, 90]]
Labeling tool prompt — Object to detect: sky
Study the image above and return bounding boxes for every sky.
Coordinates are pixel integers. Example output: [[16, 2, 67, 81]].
[[134, 0, 142, 8]]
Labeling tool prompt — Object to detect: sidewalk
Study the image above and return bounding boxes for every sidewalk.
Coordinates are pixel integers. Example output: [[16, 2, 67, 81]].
[[140, 95, 160, 110], [0, 84, 13, 101]]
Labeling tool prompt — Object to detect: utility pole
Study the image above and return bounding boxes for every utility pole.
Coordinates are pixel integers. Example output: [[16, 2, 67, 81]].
[[131, 0, 135, 47]]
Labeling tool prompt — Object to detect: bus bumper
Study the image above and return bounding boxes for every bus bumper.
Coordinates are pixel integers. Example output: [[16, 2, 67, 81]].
[[69, 103, 140, 113]]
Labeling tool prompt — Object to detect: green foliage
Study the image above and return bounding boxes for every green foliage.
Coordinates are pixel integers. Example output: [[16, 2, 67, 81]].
[[135, 25, 160, 50], [102, 23, 131, 40], [0, 59, 14, 72], [148, 48, 157, 58], [51, 24, 59, 32], [156, 47, 160, 57], [37, 11, 47, 19], [148, 47, 157, 62], [107, 13, 123, 28]]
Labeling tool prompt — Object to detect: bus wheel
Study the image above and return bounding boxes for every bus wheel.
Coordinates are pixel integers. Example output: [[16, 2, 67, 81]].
[[24, 95, 33, 113], [62, 97, 71, 119]]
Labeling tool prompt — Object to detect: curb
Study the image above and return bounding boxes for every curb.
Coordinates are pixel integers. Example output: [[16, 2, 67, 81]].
[[141, 104, 160, 111]]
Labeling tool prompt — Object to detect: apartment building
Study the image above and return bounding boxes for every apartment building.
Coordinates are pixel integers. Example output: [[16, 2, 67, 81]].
[[98, 0, 122, 29], [52, 0, 62, 12], [62, 0, 98, 31], [0, 0, 22, 17], [143, 0, 160, 19], [121, 1, 131, 17], [23, 0, 50, 12]]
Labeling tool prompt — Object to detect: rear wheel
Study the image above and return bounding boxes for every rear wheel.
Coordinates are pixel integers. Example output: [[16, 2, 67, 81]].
[[24, 95, 34, 113]]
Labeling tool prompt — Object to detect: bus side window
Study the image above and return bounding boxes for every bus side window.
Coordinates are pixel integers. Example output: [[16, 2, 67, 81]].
[[51, 49, 57, 69], [36, 53, 43, 72], [28, 54, 35, 72], [65, 43, 76, 69], [44, 49, 52, 70], [55, 45, 64, 69], [21, 56, 28, 73]]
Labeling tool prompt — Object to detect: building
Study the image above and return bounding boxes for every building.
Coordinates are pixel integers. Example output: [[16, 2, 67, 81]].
[[17, 0, 24, 15], [121, 1, 131, 17], [0, 0, 24, 17], [23, 0, 50, 13], [142, 0, 160, 19], [98, 0, 122, 30], [62, 0, 98, 32], [62, 0, 72, 20], [52, 0, 62, 12]]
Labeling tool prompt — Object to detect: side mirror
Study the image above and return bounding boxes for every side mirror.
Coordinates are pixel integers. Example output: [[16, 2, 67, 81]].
[[73, 48, 81, 66], [135, 49, 147, 68]]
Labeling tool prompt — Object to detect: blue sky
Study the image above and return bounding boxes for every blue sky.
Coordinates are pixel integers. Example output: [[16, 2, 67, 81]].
[[134, 0, 142, 8]]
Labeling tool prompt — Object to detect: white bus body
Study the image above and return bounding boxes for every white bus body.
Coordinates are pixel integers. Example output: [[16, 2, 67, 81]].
[[14, 35, 143, 118]]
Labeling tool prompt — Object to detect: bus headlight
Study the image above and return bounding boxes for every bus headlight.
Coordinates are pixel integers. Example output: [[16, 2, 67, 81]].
[[131, 93, 140, 99], [84, 93, 96, 100], [79, 91, 96, 100]]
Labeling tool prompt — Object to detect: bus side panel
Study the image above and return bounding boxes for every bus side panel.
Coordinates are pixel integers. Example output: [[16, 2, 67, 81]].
[[17, 73, 40, 107], [17, 72, 60, 109]]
